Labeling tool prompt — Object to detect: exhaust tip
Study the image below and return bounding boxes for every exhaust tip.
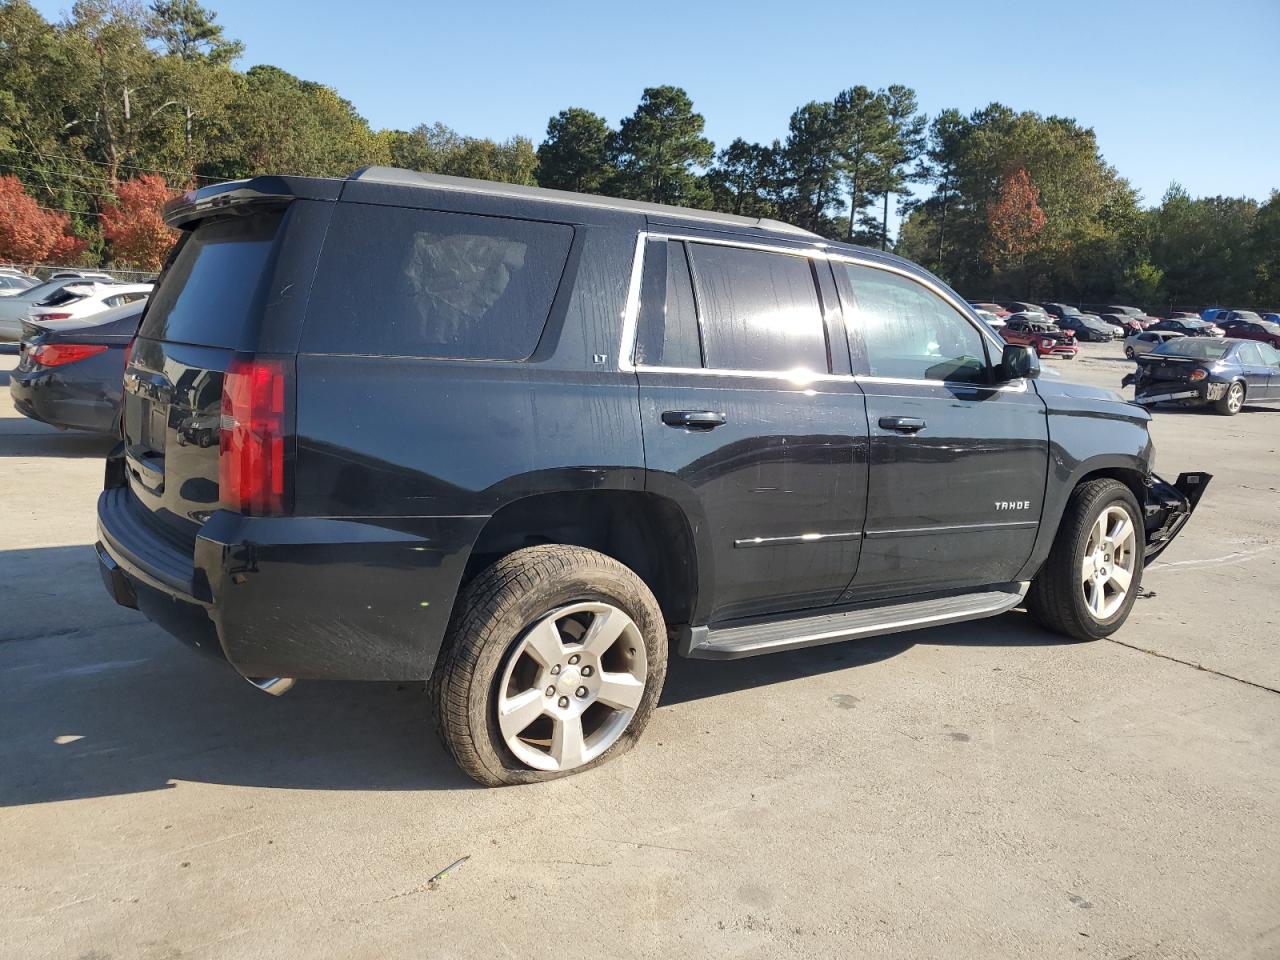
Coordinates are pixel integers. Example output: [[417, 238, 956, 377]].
[[247, 676, 295, 696]]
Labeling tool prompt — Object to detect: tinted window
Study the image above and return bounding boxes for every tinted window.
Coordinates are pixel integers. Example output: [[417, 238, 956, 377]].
[[635, 240, 701, 368], [839, 263, 989, 383], [36, 285, 93, 306], [304, 204, 572, 360], [688, 243, 827, 372], [141, 211, 283, 348]]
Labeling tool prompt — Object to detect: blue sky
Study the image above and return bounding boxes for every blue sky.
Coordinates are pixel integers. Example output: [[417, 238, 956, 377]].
[[31, 0, 1280, 208]]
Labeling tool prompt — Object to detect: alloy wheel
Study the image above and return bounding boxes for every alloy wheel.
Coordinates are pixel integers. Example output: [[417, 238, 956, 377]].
[[1227, 383, 1243, 413], [1080, 505, 1138, 620], [494, 602, 647, 772]]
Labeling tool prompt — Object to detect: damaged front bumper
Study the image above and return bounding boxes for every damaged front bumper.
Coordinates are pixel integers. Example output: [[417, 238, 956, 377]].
[[1143, 471, 1211, 560]]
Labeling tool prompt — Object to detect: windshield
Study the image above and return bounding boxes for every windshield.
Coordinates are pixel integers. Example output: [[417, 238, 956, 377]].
[[1154, 338, 1231, 360]]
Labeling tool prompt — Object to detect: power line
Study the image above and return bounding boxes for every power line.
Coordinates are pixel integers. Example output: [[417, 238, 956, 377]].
[[0, 146, 217, 184]]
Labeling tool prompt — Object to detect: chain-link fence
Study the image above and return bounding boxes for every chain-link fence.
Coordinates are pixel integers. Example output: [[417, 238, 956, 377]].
[[0, 262, 158, 283]]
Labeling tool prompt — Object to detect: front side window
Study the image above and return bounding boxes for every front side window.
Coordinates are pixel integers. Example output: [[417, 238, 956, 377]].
[[839, 263, 989, 383], [304, 204, 573, 360], [687, 243, 827, 373]]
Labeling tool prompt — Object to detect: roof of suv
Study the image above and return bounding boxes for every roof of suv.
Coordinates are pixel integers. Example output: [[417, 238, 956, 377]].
[[346, 167, 822, 239], [164, 166, 939, 283]]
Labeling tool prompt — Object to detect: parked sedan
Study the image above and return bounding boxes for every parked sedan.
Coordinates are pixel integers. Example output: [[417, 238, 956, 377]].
[[973, 308, 1005, 329], [968, 301, 1010, 318], [26, 282, 151, 322], [0, 279, 116, 340], [1126, 337, 1280, 415], [9, 301, 143, 433], [1219, 318, 1280, 349], [1148, 318, 1225, 337], [1123, 330, 1185, 358], [1099, 312, 1144, 334], [1055, 313, 1120, 342], [1264, 313, 1280, 324], [0, 274, 39, 298], [998, 300, 1046, 316]]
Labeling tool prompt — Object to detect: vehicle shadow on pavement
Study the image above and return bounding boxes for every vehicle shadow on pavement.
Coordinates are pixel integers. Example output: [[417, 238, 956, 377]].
[[0, 543, 1072, 806], [662, 612, 1072, 706], [0, 547, 474, 805], [0, 419, 116, 458]]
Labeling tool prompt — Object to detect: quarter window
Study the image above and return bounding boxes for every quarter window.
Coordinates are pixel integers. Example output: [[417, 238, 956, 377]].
[[687, 243, 828, 373], [304, 204, 573, 360], [838, 264, 989, 383]]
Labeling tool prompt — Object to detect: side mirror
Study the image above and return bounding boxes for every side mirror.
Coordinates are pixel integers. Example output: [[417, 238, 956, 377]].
[[999, 343, 1040, 381]]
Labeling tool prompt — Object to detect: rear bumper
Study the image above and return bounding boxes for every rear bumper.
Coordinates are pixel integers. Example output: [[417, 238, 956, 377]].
[[1143, 471, 1211, 561], [10, 367, 120, 433], [96, 483, 487, 681]]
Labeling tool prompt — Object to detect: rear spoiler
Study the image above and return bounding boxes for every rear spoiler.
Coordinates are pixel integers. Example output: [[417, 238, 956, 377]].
[[163, 175, 342, 229]]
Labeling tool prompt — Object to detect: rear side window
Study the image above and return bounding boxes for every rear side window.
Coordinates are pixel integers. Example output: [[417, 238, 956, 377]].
[[141, 211, 284, 348], [303, 204, 573, 360], [687, 243, 827, 373], [634, 239, 701, 368]]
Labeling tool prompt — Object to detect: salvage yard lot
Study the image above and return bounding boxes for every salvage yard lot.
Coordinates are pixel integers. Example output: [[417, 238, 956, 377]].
[[1, 343, 1277, 960]]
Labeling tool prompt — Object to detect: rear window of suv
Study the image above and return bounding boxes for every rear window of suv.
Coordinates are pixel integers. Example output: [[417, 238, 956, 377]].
[[140, 211, 284, 348], [302, 204, 573, 361]]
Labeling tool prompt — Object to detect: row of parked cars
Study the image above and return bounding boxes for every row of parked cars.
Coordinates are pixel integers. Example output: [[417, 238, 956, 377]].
[[968, 299, 1280, 362], [1, 266, 152, 433]]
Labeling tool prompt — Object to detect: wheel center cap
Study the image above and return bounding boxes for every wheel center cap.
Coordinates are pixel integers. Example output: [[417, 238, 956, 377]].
[[556, 666, 581, 696]]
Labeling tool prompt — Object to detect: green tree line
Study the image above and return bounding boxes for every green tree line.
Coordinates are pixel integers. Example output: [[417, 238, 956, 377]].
[[1, 0, 1275, 307]]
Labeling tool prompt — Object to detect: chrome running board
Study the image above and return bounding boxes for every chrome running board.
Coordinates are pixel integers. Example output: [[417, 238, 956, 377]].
[[679, 583, 1029, 660]]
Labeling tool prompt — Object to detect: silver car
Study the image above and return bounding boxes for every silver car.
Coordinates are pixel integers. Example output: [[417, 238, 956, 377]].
[[1124, 330, 1185, 359]]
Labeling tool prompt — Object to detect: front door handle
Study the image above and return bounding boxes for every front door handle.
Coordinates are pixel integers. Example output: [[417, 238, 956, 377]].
[[879, 416, 927, 433], [662, 410, 727, 430]]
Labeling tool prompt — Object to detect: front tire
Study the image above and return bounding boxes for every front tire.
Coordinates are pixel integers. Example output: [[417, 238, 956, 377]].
[[432, 545, 668, 786], [1214, 381, 1244, 416], [1124, 346, 1135, 359], [1026, 479, 1144, 641]]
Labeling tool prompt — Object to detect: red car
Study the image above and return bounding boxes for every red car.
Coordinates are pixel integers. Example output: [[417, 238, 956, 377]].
[[1220, 318, 1280, 349], [999, 316, 1079, 359], [968, 300, 1011, 318]]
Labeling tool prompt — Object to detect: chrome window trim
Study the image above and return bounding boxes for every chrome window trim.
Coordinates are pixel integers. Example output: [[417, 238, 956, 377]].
[[617, 229, 1021, 392]]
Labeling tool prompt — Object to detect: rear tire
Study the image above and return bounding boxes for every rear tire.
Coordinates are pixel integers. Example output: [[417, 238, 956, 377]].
[[1214, 381, 1244, 416], [431, 545, 668, 786], [1026, 479, 1144, 641], [1124, 346, 1135, 359]]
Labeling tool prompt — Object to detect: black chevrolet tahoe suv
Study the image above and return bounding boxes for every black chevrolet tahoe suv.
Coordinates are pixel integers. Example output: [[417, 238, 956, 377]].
[[96, 168, 1209, 785]]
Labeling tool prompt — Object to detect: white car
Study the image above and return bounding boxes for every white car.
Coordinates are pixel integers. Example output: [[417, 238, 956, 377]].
[[0, 279, 143, 341], [0, 273, 40, 297], [1124, 329, 1185, 359], [26, 282, 152, 324], [974, 308, 1006, 329]]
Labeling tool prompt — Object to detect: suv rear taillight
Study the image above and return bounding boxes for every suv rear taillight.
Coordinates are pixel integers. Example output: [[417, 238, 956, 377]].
[[29, 343, 108, 367], [220, 356, 290, 516]]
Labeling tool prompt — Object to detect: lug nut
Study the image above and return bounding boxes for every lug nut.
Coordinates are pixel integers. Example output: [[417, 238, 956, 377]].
[[550, 664, 561, 675], [546, 685, 556, 696], [581, 666, 593, 677], [568, 654, 581, 665], [558, 696, 569, 708], [576, 686, 588, 698]]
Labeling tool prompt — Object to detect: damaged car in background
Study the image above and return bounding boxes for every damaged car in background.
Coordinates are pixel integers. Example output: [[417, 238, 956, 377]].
[[1125, 337, 1280, 416]]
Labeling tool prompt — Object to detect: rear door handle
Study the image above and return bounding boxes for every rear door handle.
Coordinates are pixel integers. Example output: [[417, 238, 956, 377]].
[[879, 416, 927, 433], [662, 410, 727, 430]]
